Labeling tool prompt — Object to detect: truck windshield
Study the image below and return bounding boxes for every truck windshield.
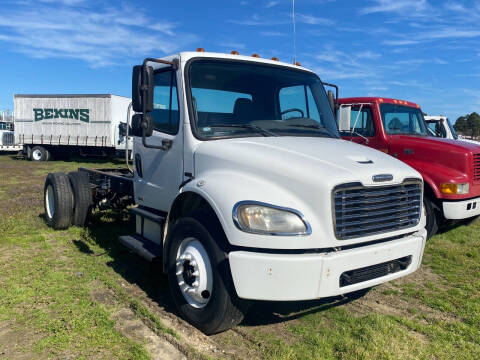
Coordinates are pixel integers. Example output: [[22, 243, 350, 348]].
[[380, 104, 428, 136], [446, 118, 458, 139], [187, 59, 340, 139]]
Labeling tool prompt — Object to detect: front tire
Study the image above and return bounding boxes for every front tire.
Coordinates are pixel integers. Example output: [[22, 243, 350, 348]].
[[44, 173, 74, 229], [424, 197, 439, 239], [167, 215, 249, 335]]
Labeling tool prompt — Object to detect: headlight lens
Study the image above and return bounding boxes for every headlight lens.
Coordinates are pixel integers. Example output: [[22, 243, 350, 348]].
[[440, 183, 469, 195], [233, 202, 310, 235]]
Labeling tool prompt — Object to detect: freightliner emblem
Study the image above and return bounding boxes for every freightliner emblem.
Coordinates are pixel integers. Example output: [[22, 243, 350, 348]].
[[372, 174, 393, 182]]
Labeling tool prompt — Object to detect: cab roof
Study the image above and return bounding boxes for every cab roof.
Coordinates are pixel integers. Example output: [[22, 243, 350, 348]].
[[339, 97, 421, 109]]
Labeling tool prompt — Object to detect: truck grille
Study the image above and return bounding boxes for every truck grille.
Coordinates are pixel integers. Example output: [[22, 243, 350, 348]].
[[474, 154, 480, 182], [1, 132, 14, 146], [339, 256, 412, 287], [333, 180, 422, 240]]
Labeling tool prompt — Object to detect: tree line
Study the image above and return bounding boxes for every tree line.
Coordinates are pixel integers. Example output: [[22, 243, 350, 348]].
[[454, 112, 480, 138]]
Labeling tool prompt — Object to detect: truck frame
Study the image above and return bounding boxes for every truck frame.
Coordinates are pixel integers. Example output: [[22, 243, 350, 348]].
[[337, 97, 480, 238], [43, 52, 427, 334]]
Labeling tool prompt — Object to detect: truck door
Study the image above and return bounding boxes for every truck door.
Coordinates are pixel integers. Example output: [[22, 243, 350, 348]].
[[339, 105, 379, 148], [134, 68, 183, 212]]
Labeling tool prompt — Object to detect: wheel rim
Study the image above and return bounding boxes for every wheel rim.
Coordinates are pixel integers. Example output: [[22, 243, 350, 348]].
[[32, 149, 42, 161], [175, 237, 213, 308], [45, 185, 55, 219]]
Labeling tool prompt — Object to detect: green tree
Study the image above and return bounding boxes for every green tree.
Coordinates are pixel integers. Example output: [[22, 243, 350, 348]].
[[467, 112, 480, 138], [454, 116, 468, 134]]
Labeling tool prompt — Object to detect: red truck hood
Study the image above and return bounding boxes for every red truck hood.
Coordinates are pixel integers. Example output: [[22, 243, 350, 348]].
[[388, 135, 480, 198]]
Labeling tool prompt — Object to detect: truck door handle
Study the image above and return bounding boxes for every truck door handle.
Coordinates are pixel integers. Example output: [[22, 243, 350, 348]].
[[161, 139, 173, 150]]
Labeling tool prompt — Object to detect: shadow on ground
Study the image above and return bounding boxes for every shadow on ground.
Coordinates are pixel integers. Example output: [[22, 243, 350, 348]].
[[74, 209, 361, 329]]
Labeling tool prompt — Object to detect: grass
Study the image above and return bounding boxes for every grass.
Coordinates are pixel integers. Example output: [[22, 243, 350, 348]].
[[0, 154, 479, 359]]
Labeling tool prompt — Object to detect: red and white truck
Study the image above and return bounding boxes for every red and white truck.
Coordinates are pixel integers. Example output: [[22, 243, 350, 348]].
[[337, 97, 480, 238]]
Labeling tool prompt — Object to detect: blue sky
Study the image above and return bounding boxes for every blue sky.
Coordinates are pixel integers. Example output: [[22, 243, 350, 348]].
[[0, 0, 479, 122]]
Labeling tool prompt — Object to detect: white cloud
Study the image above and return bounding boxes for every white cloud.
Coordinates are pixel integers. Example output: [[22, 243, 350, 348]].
[[0, 1, 197, 67], [260, 31, 285, 36], [295, 13, 334, 25], [382, 39, 420, 46], [265, 1, 279, 8], [360, 0, 429, 15]]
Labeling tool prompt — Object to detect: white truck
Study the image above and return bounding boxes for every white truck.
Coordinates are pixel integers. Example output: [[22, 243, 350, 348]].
[[0, 120, 22, 152], [43, 51, 427, 334], [14, 94, 132, 161], [424, 115, 480, 144]]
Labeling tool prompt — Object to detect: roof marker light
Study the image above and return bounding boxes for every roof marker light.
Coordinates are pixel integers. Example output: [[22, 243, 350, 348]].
[[196, 48, 205, 52], [231, 50, 239, 55], [393, 99, 398, 104], [252, 53, 260, 58], [295, 61, 301, 66], [379, 98, 384, 102], [271, 57, 279, 61]]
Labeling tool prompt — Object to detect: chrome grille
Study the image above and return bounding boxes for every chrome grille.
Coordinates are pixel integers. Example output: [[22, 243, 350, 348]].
[[333, 180, 422, 240], [1, 132, 14, 146], [474, 154, 480, 182]]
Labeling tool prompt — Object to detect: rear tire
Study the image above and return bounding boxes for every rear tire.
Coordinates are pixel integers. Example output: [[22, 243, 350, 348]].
[[44, 172, 74, 229], [68, 171, 93, 227], [424, 197, 439, 239], [30, 146, 49, 161], [167, 215, 250, 335]]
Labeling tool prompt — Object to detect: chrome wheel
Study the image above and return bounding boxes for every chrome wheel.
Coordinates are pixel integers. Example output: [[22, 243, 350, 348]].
[[175, 237, 213, 308], [32, 149, 43, 161], [45, 185, 55, 219]]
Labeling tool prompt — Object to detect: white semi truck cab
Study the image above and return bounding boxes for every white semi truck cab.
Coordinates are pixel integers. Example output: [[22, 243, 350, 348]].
[[424, 115, 480, 145], [43, 51, 427, 334]]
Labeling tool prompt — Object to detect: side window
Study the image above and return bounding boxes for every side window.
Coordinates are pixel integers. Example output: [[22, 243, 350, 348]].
[[152, 70, 179, 134], [279, 85, 321, 122], [349, 107, 375, 137]]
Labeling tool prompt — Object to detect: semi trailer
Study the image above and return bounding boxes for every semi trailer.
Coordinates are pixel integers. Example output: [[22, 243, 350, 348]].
[[14, 94, 132, 161], [337, 97, 480, 238], [43, 51, 427, 334]]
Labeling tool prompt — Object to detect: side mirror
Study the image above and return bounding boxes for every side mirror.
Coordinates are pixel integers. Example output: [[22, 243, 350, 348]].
[[338, 106, 351, 132], [131, 113, 154, 137], [132, 65, 154, 113], [327, 90, 336, 116]]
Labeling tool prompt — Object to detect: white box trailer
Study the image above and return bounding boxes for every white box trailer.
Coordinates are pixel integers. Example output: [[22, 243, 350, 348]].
[[14, 94, 132, 161]]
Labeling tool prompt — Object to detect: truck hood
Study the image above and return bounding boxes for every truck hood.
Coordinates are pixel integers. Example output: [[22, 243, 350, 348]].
[[194, 136, 420, 187], [192, 136, 423, 249], [388, 135, 480, 182]]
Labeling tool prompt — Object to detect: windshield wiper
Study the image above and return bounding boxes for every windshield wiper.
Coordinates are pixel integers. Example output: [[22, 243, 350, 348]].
[[208, 124, 278, 137], [287, 124, 336, 138]]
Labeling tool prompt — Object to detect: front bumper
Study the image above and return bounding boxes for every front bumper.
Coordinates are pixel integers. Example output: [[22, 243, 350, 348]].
[[443, 197, 480, 220], [229, 228, 427, 301]]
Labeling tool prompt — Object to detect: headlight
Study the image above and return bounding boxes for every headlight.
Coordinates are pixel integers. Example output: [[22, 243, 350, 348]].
[[233, 202, 311, 235], [440, 183, 469, 195]]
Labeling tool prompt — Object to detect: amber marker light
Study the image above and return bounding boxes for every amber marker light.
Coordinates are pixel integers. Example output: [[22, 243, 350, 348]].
[[271, 57, 279, 61], [440, 183, 469, 195], [231, 50, 239, 55], [295, 61, 301, 66], [252, 53, 260, 58], [196, 48, 205, 52]]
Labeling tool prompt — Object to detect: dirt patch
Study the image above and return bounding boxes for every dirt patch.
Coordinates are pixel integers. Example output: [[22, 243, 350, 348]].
[[0, 321, 46, 360], [112, 308, 186, 360]]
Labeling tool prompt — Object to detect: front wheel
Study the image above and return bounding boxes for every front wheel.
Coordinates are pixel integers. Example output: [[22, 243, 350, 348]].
[[30, 146, 50, 161], [167, 215, 249, 335], [424, 197, 439, 239]]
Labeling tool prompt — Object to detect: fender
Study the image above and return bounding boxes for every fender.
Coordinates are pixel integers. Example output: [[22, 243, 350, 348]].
[[403, 159, 470, 200]]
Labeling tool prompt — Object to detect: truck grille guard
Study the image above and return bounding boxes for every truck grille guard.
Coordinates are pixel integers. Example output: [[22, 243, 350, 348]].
[[333, 179, 422, 240]]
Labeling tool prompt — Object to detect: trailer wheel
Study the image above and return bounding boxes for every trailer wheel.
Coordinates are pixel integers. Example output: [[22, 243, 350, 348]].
[[424, 197, 439, 239], [68, 171, 93, 227], [167, 214, 249, 335], [31, 146, 50, 161], [44, 172, 74, 229]]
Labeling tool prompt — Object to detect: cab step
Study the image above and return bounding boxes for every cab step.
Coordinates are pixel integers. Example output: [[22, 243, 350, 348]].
[[129, 206, 165, 223], [119, 234, 162, 261]]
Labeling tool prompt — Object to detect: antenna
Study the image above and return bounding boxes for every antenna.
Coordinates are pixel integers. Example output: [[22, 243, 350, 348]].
[[292, 0, 297, 64]]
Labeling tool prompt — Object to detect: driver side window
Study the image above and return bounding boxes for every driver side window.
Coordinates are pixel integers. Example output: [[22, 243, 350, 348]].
[[279, 85, 320, 121], [152, 70, 179, 134]]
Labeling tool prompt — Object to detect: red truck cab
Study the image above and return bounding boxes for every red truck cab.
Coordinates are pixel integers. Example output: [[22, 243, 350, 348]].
[[337, 97, 480, 237]]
